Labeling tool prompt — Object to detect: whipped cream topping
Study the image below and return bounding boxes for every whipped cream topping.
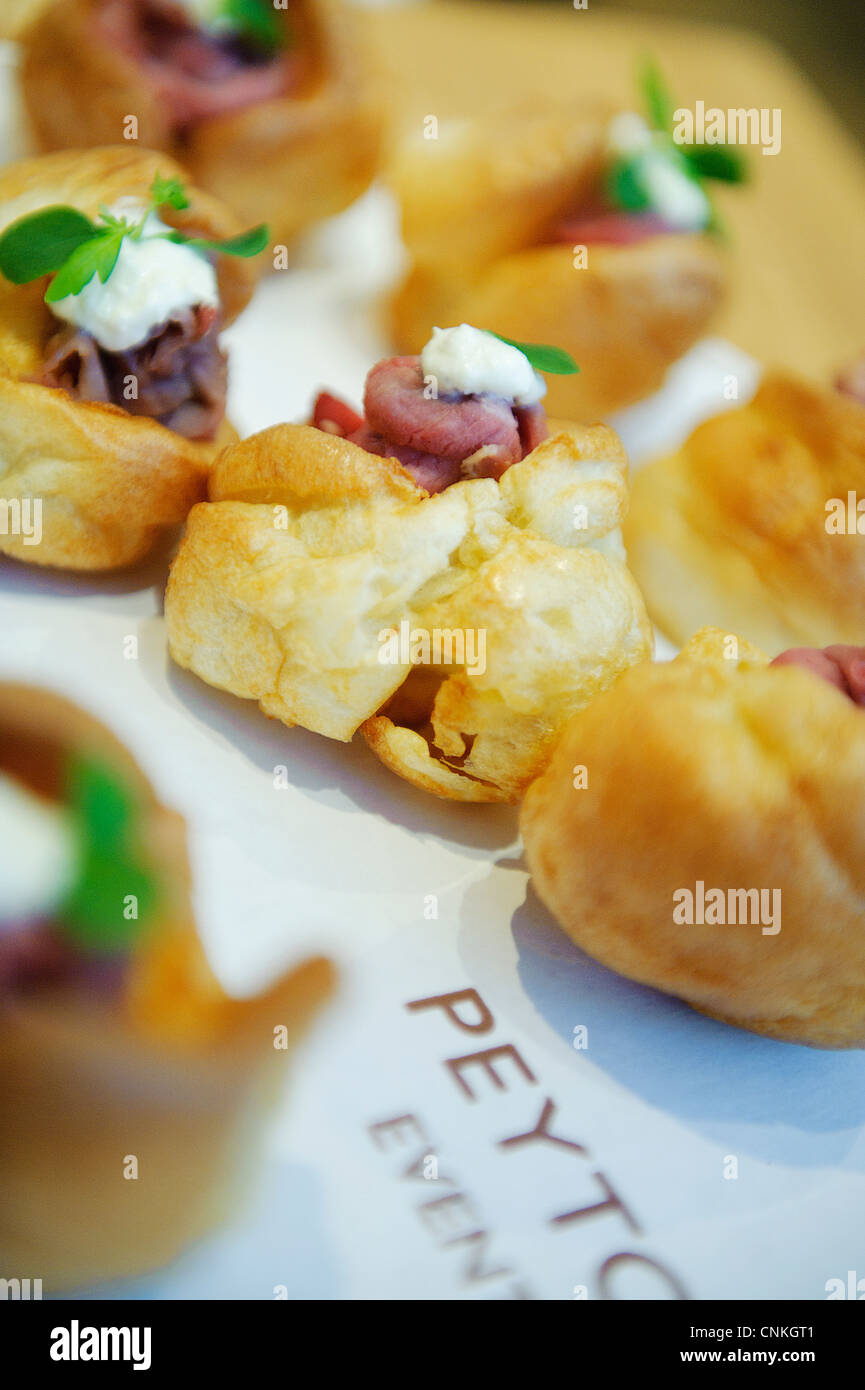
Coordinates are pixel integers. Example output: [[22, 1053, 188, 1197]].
[[420, 324, 546, 407], [0, 772, 76, 925], [606, 112, 711, 233], [50, 201, 220, 354]]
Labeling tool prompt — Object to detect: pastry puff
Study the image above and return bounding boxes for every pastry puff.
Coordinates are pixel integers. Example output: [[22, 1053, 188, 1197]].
[[388, 105, 725, 419], [0, 0, 50, 38], [0, 682, 333, 1290], [522, 627, 865, 1049], [20, 0, 383, 247], [165, 419, 653, 803], [0, 146, 258, 571], [625, 374, 865, 651]]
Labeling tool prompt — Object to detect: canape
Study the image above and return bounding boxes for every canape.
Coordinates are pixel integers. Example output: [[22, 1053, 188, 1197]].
[[0, 681, 333, 1289], [20, 0, 383, 246], [389, 66, 745, 419], [522, 627, 865, 1048], [624, 372, 865, 651], [0, 146, 266, 569], [166, 324, 653, 802]]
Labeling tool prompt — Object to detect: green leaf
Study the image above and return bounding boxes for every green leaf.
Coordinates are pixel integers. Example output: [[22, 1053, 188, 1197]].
[[490, 333, 579, 376], [0, 206, 97, 285], [226, 0, 283, 55], [183, 223, 270, 259], [149, 172, 190, 212], [64, 751, 135, 852], [605, 156, 653, 214], [640, 56, 675, 133], [44, 227, 126, 302], [57, 752, 160, 954], [59, 852, 159, 953], [682, 142, 748, 184]]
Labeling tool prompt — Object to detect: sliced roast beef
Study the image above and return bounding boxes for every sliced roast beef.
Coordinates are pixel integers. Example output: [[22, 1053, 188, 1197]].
[[364, 357, 524, 465], [515, 403, 548, 454], [96, 0, 295, 130], [42, 304, 227, 440], [549, 210, 680, 246], [770, 645, 865, 707], [346, 424, 464, 494], [835, 356, 865, 408], [310, 356, 549, 495]]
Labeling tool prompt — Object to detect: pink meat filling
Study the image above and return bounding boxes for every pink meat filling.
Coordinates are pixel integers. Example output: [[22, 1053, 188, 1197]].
[[95, 0, 296, 130], [311, 356, 548, 494], [549, 210, 681, 246], [770, 646, 865, 707]]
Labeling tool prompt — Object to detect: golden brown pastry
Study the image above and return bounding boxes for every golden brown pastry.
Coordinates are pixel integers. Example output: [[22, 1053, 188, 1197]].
[[0, 146, 260, 571], [625, 373, 865, 651], [388, 103, 726, 419], [0, 681, 333, 1290], [0, 0, 51, 38], [521, 627, 865, 1049], [20, 0, 383, 247], [165, 332, 653, 802]]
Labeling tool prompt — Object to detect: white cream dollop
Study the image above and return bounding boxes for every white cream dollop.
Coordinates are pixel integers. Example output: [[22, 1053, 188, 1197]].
[[606, 111, 655, 159], [606, 112, 711, 233], [50, 202, 220, 354], [172, 0, 233, 32], [420, 324, 546, 407], [637, 151, 711, 231], [0, 773, 76, 925]]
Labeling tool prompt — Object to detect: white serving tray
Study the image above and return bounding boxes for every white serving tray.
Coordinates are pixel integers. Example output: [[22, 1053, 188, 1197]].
[[1, 39, 862, 1302]]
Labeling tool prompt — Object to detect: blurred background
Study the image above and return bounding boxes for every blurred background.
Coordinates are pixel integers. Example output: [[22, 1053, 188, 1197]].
[[482, 0, 865, 146]]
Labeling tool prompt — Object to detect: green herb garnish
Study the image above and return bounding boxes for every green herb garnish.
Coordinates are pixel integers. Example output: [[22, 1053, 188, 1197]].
[[605, 56, 747, 230], [177, 224, 270, 259], [638, 56, 747, 187], [640, 57, 675, 137], [56, 753, 160, 954], [226, 0, 284, 56], [0, 206, 97, 284], [490, 333, 579, 376], [0, 172, 269, 302], [44, 224, 127, 303], [147, 173, 191, 213], [682, 143, 747, 184]]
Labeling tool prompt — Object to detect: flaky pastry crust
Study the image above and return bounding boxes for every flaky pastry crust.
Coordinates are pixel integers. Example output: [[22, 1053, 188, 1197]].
[[521, 627, 865, 1048], [388, 105, 725, 419], [0, 0, 50, 38], [0, 146, 258, 570], [20, 0, 383, 246], [0, 682, 334, 1288], [166, 418, 653, 802], [625, 374, 865, 650]]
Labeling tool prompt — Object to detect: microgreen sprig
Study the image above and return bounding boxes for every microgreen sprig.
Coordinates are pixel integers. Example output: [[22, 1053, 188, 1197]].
[[605, 58, 747, 229], [0, 173, 269, 301], [226, 0, 284, 56], [56, 753, 160, 955], [639, 57, 747, 184], [490, 333, 579, 376]]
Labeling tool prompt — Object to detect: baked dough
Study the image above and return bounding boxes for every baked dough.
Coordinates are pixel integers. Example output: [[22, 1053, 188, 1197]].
[[625, 373, 865, 650], [20, 0, 383, 247], [0, 146, 258, 570], [0, 0, 51, 38], [166, 418, 653, 802], [521, 627, 865, 1049], [388, 104, 725, 419], [0, 682, 334, 1289]]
